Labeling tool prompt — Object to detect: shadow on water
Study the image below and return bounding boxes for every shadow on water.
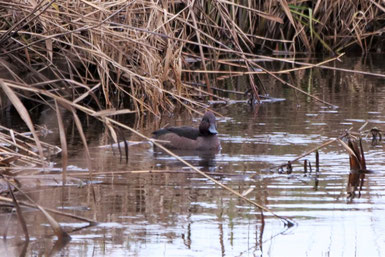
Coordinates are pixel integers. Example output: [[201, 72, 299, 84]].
[[1, 54, 385, 256], [153, 147, 219, 172]]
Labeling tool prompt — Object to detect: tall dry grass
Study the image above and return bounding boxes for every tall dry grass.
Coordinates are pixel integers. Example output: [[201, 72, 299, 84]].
[[1, 1, 384, 117]]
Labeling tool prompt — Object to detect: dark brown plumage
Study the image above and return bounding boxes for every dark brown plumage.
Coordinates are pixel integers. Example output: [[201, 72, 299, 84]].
[[152, 111, 220, 150]]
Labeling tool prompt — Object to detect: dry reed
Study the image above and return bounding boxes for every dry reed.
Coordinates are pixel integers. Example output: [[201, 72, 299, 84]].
[[1, 0, 384, 117]]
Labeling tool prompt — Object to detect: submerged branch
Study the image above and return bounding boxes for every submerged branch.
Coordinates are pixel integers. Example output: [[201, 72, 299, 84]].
[[0, 195, 96, 225]]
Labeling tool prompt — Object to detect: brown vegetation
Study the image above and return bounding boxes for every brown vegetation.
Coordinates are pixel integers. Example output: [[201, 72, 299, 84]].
[[1, 0, 385, 116]]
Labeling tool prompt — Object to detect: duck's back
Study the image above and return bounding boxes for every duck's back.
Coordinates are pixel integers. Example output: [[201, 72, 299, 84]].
[[152, 126, 219, 150], [151, 111, 220, 150], [152, 126, 200, 140]]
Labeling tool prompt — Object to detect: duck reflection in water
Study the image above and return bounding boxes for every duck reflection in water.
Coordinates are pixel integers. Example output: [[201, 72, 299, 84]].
[[152, 111, 221, 171]]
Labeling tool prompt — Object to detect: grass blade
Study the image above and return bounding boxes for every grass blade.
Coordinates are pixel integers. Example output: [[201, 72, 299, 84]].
[[0, 79, 44, 158], [3, 175, 29, 242], [55, 100, 68, 185]]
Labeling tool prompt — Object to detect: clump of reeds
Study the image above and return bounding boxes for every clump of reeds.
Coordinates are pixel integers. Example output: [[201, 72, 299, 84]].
[[1, 0, 385, 118], [271, 122, 380, 200], [0, 128, 54, 167], [258, 0, 385, 53]]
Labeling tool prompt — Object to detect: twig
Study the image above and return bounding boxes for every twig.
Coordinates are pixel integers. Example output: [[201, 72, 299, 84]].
[[0, 195, 97, 225], [272, 134, 347, 170]]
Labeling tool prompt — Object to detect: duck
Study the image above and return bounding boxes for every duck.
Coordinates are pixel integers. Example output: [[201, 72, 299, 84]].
[[152, 111, 220, 150]]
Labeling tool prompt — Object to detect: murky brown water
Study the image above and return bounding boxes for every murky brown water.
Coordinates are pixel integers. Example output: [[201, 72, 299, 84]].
[[1, 54, 385, 256]]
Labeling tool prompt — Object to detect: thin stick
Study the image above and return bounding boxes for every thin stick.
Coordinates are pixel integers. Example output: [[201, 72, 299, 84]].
[[273, 135, 345, 170], [0, 195, 97, 225], [3, 175, 29, 242], [62, 169, 246, 177]]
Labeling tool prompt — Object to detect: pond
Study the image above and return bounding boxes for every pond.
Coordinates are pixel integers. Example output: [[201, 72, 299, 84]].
[[1, 54, 385, 256]]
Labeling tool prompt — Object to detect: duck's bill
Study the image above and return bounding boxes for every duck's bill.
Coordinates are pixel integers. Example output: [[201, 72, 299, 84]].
[[209, 124, 218, 134]]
